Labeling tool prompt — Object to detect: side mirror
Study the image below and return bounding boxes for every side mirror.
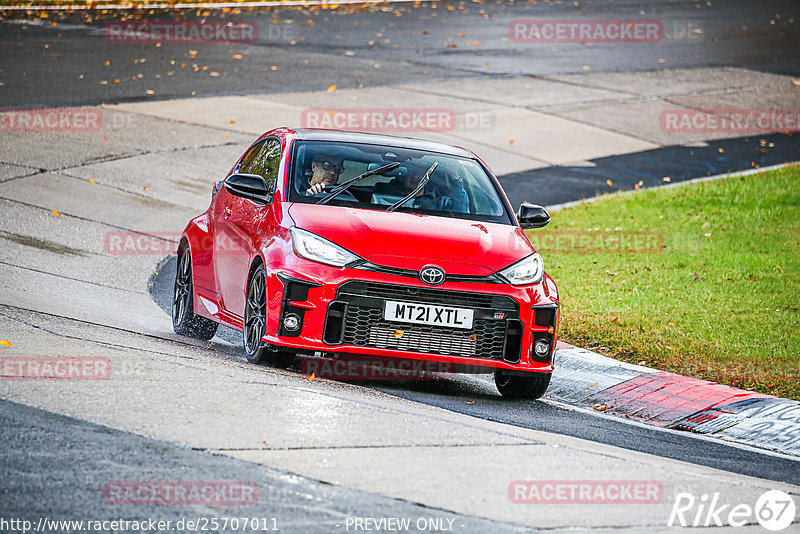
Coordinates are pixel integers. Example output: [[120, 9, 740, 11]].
[[223, 173, 271, 204], [517, 203, 550, 229]]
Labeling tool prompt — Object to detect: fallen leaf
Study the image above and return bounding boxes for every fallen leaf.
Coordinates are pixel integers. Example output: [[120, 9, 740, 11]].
[[0, 339, 12, 347], [637, 360, 646, 365], [233, 54, 243, 60], [308, 373, 316, 381], [669, 321, 676, 325], [609, 316, 618, 323], [692, 272, 700, 280], [587, 381, 599, 388], [594, 404, 607, 412], [465, 400, 475, 405], [606, 179, 613, 186], [103, 135, 108, 142], [663, 176, 671, 182], [51, 209, 61, 217], [327, 84, 336, 92]]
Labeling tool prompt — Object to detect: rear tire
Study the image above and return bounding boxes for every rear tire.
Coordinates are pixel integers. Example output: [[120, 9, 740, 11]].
[[173, 246, 218, 341], [494, 370, 551, 399], [243, 265, 296, 368]]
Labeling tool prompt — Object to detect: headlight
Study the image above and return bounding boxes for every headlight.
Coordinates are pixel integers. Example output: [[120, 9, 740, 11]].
[[498, 253, 544, 285], [290, 227, 360, 267]]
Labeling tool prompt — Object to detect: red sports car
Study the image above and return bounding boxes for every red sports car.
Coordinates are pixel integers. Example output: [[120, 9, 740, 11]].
[[173, 128, 558, 398]]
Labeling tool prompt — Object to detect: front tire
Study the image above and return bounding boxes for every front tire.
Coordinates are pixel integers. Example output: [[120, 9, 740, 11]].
[[173, 246, 218, 341], [494, 370, 551, 399], [243, 265, 295, 368]]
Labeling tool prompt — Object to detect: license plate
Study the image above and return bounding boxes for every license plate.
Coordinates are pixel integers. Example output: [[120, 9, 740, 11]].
[[383, 301, 474, 330]]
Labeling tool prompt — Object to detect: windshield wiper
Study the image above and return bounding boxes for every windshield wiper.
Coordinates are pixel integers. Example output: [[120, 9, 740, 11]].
[[317, 162, 400, 205], [386, 161, 438, 212]]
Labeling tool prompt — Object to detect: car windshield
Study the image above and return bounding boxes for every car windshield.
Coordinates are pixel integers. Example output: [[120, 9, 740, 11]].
[[288, 140, 513, 224]]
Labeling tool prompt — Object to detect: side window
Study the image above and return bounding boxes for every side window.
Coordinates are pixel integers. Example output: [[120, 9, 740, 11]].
[[238, 138, 282, 194]]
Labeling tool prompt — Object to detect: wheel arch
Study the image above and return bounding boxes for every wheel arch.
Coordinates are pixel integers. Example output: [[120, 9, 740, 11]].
[[248, 253, 266, 285]]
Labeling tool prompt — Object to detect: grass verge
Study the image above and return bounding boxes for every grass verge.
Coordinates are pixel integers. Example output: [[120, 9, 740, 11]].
[[530, 164, 800, 400]]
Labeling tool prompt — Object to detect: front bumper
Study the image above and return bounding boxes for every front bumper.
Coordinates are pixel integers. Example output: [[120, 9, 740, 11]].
[[263, 257, 558, 374]]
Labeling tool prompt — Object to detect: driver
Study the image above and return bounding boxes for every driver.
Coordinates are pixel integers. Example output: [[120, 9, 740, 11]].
[[305, 155, 345, 195]]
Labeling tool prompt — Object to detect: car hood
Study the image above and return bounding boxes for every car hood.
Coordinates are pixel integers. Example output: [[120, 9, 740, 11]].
[[287, 203, 535, 275]]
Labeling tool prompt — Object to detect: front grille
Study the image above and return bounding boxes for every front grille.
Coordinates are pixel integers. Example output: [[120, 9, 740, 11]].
[[327, 281, 521, 361], [338, 281, 517, 310]]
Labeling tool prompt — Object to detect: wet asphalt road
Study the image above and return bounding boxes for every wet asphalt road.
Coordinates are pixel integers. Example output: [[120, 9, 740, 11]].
[[0, 398, 533, 534]]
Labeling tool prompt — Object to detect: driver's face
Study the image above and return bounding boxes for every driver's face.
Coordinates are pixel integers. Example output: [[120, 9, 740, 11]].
[[310, 157, 344, 186]]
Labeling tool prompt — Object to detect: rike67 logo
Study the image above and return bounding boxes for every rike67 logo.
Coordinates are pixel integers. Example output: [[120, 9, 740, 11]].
[[669, 490, 796, 531]]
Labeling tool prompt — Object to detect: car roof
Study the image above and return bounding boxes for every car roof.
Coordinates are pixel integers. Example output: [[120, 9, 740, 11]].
[[292, 128, 473, 158]]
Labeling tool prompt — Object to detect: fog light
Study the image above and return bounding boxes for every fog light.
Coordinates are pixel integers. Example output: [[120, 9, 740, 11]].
[[283, 313, 300, 331], [534, 339, 550, 357]]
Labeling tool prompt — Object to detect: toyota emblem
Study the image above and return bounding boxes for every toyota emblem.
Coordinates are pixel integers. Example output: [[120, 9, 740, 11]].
[[419, 265, 446, 286]]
